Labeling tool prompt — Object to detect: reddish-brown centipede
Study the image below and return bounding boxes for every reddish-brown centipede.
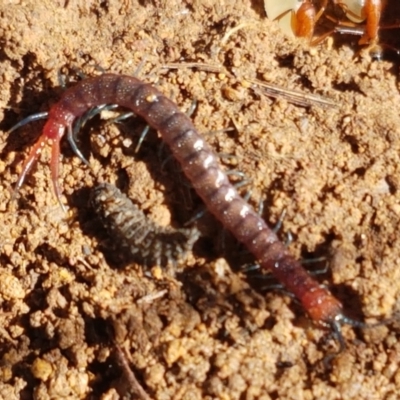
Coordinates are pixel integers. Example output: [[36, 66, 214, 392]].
[[90, 183, 200, 268], [9, 73, 370, 345]]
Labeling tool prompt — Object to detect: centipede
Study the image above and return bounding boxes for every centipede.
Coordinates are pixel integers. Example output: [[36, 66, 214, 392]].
[[9, 73, 373, 346], [90, 183, 200, 268]]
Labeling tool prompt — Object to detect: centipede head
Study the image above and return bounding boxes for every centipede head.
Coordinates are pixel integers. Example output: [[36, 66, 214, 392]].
[[323, 311, 398, 367]]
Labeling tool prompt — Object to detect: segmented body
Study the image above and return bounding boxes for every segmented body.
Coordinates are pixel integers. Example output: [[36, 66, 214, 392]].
[[91, 183, 200, 267], [13, 73, 344, 327]]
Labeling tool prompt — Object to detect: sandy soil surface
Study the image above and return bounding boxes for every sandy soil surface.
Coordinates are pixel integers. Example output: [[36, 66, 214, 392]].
[[1, 1, 400, 399]]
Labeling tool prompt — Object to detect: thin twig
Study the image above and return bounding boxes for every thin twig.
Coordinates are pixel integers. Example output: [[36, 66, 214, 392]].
[[248, 78, 337, 108], [114, 344, 152, 400]]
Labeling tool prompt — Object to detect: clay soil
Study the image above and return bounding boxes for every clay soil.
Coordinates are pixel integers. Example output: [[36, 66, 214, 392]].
[[1, 1, 400, 399]]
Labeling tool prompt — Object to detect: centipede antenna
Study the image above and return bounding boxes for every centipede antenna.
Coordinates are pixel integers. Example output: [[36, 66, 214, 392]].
[[323, 317, 347, 368], [67, 125, 90, 167], [333, 317, 347, 339], [7, 111, 49, 134], [337, 313, 398, 330], [339, 314, 369, 328]]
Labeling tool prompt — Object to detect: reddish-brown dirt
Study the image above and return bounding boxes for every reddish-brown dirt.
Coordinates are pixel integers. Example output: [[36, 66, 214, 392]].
[[1, 1, 400, 399]]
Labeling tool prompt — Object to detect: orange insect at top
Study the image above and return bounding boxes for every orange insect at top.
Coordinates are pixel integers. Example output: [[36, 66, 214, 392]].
[[265, 0, 391, 53], [292, 0, 317, 39], [358, 0, 382, 46]]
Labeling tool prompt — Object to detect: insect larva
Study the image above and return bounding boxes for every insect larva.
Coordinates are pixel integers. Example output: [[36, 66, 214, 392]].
[[90, 183, 200, 268], [9, 73, 371, 344]]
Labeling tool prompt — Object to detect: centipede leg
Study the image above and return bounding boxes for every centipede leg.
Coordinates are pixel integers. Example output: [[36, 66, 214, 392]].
[[7, 111, 49, 134], [135, 124, 150, 153], [70, 104, 117, 153], [68, 104, 123, 165], [67, 125, 90, 167]]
